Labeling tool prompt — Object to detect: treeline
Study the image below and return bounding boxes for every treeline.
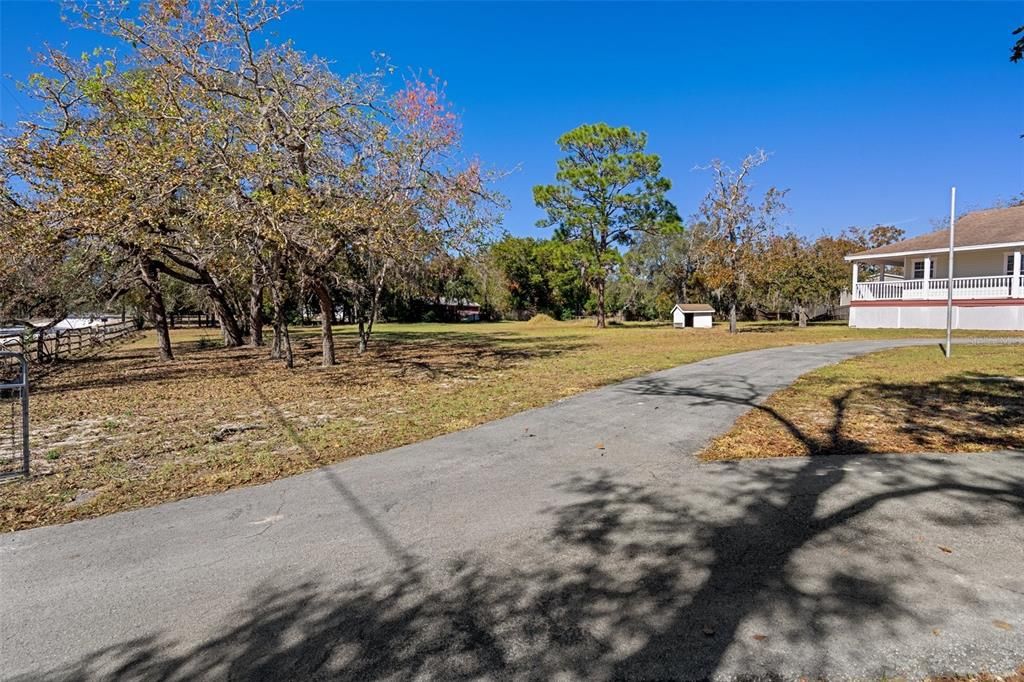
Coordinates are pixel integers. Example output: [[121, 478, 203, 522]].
[[0, 1, 500, 367], [398, 222, 904, 325], [425, 128, 904, 327]]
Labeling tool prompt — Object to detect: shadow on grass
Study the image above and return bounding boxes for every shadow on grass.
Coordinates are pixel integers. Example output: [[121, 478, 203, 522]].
[[625, 373, 870, 456], [869, 372, 1024, 452], [23, 369, 1024, 679], [627, 369, 1024, 456], [31, 329, 589, 395], [734, 320, 846, 334]]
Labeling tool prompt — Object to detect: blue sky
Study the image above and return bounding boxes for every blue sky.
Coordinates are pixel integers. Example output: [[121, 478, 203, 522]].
[[2, 1, 1021, 239]]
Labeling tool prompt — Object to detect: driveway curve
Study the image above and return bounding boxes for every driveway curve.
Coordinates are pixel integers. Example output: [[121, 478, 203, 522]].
[[2, 338, 1022, 680]]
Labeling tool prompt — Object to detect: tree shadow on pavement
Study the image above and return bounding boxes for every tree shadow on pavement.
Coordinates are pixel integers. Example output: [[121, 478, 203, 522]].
[[21, 381, 1024, 681], [623, 372, 870, 456], [626, 367, 1024, 457]]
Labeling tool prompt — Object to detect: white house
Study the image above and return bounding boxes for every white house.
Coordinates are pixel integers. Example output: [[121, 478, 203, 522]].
[[672, 304, 715, 328], [845, 205, 1024, 330]]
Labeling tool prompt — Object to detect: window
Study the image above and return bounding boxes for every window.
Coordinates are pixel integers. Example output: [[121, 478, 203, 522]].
[[912, 259, 935, 280], [1007, 254, 1016, 276]]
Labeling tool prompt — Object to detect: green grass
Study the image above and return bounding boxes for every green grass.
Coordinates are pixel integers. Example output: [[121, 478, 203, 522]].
[[3, 319, 1021, 531]]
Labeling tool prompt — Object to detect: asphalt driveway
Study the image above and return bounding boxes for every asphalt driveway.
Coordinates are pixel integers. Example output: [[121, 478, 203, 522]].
[[2, 339, 1022, 680]]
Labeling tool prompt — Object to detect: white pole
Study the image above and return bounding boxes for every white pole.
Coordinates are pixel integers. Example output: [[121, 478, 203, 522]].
[[945, 187, 956, 358]]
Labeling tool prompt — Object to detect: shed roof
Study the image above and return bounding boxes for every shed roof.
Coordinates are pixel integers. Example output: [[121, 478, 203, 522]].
[[846, 205, 1024, 261], [673, 304, 715, 313]]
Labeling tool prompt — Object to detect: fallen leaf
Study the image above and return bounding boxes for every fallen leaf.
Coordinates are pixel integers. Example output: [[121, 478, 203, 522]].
[[993, 620, 1013, 631], [932, 628, 941, 637], [752, 633, 767, 642], [938, 545, 953, 554], [595, 443, 605, 450]]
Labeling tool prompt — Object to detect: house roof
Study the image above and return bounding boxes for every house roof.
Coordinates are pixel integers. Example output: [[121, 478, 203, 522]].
[[673, 304, 715, 313], [846, 205, 1024, 261]]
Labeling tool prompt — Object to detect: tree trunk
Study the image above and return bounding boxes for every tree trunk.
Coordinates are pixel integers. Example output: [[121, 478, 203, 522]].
[[357, 306, 378, 353], [273, 302, 293, 369], [271, 322, 282, 359], [728, 301, 738, 335], [207, 287, 244, 347], [595, 278, 607, 329], [798, 306, 808, 328], [312, 280, 336, 367], [356, 264, 388, 354], [249, 280, 264, 348], [282, 321, 294, 369], [267, 285, 293, 368], [140, 256, 174, 361], [35, 331, 47, 364]]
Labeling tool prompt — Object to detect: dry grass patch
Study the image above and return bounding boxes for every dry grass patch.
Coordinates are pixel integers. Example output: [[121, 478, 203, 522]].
[[701, 344, 1024, 461], [3, 321, 1020, 530], [525, 313, 560, 326], [925, 665, 1024, 682]]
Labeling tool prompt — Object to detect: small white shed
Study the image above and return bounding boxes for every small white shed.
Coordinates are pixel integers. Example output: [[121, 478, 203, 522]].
[[672, 304, 715, 329]]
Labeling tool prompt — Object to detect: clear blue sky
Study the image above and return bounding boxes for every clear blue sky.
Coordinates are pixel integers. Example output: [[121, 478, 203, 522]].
[[2, 1, 1021, 239]]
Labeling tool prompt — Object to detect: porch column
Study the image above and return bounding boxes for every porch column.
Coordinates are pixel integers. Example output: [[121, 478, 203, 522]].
[[851, 262, 859, 300], [922, 256, 931, 297], [1013, 250, 1022, 298]]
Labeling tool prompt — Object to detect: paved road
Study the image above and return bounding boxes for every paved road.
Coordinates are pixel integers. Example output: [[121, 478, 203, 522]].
[[2, 339, 1022, 680]]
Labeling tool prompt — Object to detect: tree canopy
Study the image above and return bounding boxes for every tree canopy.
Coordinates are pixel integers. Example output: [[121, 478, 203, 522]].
[[1, 0, 501, 366], [533, 123, 680, 327]]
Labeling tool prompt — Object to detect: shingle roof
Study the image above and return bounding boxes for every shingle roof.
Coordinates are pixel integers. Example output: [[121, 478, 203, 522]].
[[848, 205, 1024, 259], [673, 304, 715, 313]]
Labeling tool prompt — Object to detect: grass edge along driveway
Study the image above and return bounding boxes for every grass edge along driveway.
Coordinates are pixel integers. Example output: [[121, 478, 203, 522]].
[[701, 343, 1024, 461]]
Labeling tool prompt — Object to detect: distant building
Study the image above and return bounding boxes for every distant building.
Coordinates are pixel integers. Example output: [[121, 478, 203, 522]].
[[844, 205, 1023, 330], [437, 298, 482, 322], [672, 304, 715, 328]]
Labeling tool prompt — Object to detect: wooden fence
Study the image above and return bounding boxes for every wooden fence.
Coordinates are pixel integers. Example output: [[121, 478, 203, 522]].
[[0, 320, 139, 368], [168, 312, 219, 328]]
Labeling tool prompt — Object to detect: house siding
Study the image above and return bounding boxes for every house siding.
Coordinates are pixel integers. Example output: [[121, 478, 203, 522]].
[[850, 303, 1024, 330], [903, 250, 1008, 279]]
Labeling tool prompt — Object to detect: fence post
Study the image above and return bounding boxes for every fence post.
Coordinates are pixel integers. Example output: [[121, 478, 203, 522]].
[[20, 353, 29, 477]]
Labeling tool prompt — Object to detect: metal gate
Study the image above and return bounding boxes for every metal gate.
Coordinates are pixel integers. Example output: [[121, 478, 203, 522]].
[[0, 352, 29, 479]]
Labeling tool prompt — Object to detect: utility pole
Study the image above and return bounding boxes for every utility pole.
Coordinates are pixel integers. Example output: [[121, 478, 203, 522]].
[[944, 187, 956, 358]]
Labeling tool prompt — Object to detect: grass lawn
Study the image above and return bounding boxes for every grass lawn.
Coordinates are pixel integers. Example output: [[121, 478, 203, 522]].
[[2, 319, 1020, 531], [701, 343, 1024, 461]]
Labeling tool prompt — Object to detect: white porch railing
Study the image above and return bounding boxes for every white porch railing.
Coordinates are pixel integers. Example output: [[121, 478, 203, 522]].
[[854, 275, 1024, 301]]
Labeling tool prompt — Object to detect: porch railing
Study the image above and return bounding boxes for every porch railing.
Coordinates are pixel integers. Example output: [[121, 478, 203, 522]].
[[854, 275, 1023, 302]]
